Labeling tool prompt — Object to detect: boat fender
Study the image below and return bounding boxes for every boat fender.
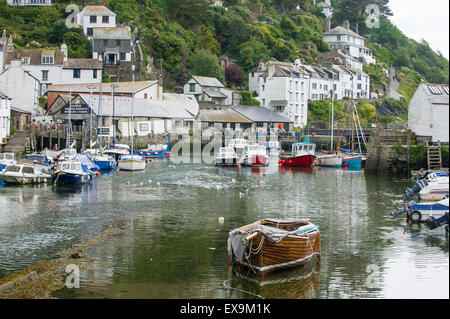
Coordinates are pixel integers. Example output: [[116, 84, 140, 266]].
[[288, 160, 293, 165], [410, 211, 422, 223]]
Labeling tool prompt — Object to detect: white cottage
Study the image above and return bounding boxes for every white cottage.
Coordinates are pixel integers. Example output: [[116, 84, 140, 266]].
[[323, 21, 376, 65], [3, 40, 102, 93], [408, 84, 449, 143], [77, 5, 117, 39]]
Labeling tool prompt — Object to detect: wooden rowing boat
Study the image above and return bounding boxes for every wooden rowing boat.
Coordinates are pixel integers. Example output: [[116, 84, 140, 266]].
[[228, 218, 320, 276]]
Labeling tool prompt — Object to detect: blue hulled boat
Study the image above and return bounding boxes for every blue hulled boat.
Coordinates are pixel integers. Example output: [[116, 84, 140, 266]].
[[0, 153, 16, 171], [84, 149, 116, 170], [52, 159, 93, 186], [110, 139, 171, 159]]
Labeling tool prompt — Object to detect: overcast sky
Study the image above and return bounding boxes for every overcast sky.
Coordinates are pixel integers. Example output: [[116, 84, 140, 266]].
[[388, 0, 449, 59]]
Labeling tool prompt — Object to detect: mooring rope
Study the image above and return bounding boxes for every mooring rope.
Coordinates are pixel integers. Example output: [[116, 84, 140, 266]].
[[222, 279, 265, 299]]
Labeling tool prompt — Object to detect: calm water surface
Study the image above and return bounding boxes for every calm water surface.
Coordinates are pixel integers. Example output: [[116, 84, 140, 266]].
[[0, 160, 448, 299]]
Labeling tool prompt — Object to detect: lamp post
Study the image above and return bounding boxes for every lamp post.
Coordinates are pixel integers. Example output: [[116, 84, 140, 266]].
[[87, 85, 96, 148], [110, 84, 119, 142]]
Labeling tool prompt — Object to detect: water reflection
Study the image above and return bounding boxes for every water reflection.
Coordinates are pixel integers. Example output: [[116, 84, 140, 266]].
[[227, 263, 320, 299]]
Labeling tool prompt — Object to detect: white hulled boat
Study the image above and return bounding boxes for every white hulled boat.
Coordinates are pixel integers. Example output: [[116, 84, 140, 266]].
[[215, 147, 238, 167], [0, 164, 51, 185], [242, 144, 269, 167]]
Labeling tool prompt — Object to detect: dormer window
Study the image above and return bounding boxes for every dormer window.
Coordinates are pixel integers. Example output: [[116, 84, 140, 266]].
[[41, 55, 54, 64], [22, 57, 30, 65]]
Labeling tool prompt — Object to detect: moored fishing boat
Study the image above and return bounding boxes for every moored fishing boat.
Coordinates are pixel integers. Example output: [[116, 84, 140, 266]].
[[280, 137, 316, 167], [228, 218, 321, 276], [0, 164, 51, 185], [52, 159, 93, 185], [215, 147, 238, 167], [0, 153, 16, 171], [314, 153, 343, 167], [241, 144, 269, 167]]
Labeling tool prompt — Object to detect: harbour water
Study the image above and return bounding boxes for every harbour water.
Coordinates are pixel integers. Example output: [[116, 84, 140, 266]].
[[0, 160, 448, 299]]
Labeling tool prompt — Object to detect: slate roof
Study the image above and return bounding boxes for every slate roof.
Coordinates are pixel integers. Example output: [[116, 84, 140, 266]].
[[63, 58, 103, 70], [93, 27, 131, 39], [203, 88, 227, 98], [197, 107, 252, 123], [232, 105, 291, 123], [47, 81, 158, 95], [51, 94, 196, 120], [5, 48, 65, 65], [79, 5, 116, 16], [192, 75, 225, 88], [324, 26, 365, 39]]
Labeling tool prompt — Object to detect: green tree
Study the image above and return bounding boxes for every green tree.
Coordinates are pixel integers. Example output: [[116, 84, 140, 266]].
[[187, 49, 224, 82]]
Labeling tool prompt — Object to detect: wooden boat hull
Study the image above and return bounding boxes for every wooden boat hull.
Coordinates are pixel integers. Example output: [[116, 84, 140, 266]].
[[280, 155, 316, 167], [228, 219, 321, 276]]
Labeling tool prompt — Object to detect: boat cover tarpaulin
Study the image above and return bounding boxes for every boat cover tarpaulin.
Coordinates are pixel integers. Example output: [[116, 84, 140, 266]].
[[228, 219, 316, 263], [72, 154, 100, 172]]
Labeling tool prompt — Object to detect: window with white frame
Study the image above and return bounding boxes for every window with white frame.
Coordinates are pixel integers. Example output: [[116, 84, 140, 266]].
[[41, 55, 54, 64]]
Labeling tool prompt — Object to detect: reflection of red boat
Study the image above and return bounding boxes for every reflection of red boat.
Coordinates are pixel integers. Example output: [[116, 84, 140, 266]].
[[280, 138, 316, 167], [278, 166, 314, 174]]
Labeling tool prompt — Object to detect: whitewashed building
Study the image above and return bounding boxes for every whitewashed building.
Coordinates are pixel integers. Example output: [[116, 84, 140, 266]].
[[183, 75, 237, 106], [0, 92, 11, 144], [249, 60, 310, 128], [408, 84, 449, 143], [0, 60, 41, 115], [3, 40, 102, 93], [77, 5, 117, 39], [323, 20, 376, 65]]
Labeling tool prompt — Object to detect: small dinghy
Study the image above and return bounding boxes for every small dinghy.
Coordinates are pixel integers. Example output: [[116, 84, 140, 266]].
[[228, 218, 320, 276]]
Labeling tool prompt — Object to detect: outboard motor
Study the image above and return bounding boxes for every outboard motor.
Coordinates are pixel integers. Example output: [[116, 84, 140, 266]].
[[405, 179, 429, 199], [425, 212, 449, 230], [392, 200, 416, 217]]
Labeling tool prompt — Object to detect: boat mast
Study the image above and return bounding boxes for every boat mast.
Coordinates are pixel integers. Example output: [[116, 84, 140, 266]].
[[97, 82, 102, 150], [66, 90, 72, 150], [330, 80, 334, 152], [131, 65, 135, 157]]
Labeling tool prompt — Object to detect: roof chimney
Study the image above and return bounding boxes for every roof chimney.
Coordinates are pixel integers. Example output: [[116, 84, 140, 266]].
[[343, 20, 350, 31], [61, 41, 68, 62], [326, 19, 331, 31], [6, 34, 14, 52]]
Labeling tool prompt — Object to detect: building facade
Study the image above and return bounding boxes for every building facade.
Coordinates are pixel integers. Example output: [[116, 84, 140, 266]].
[[249, 60, 310, 128], [0, 92, 11, 144], [323, 21, 376, 65], [183, 76, 237, 106], [408, 84, 449, 143], [76, 5, 117, 39], [92, 27, 132, 65], [3, 39, 102, 93]]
